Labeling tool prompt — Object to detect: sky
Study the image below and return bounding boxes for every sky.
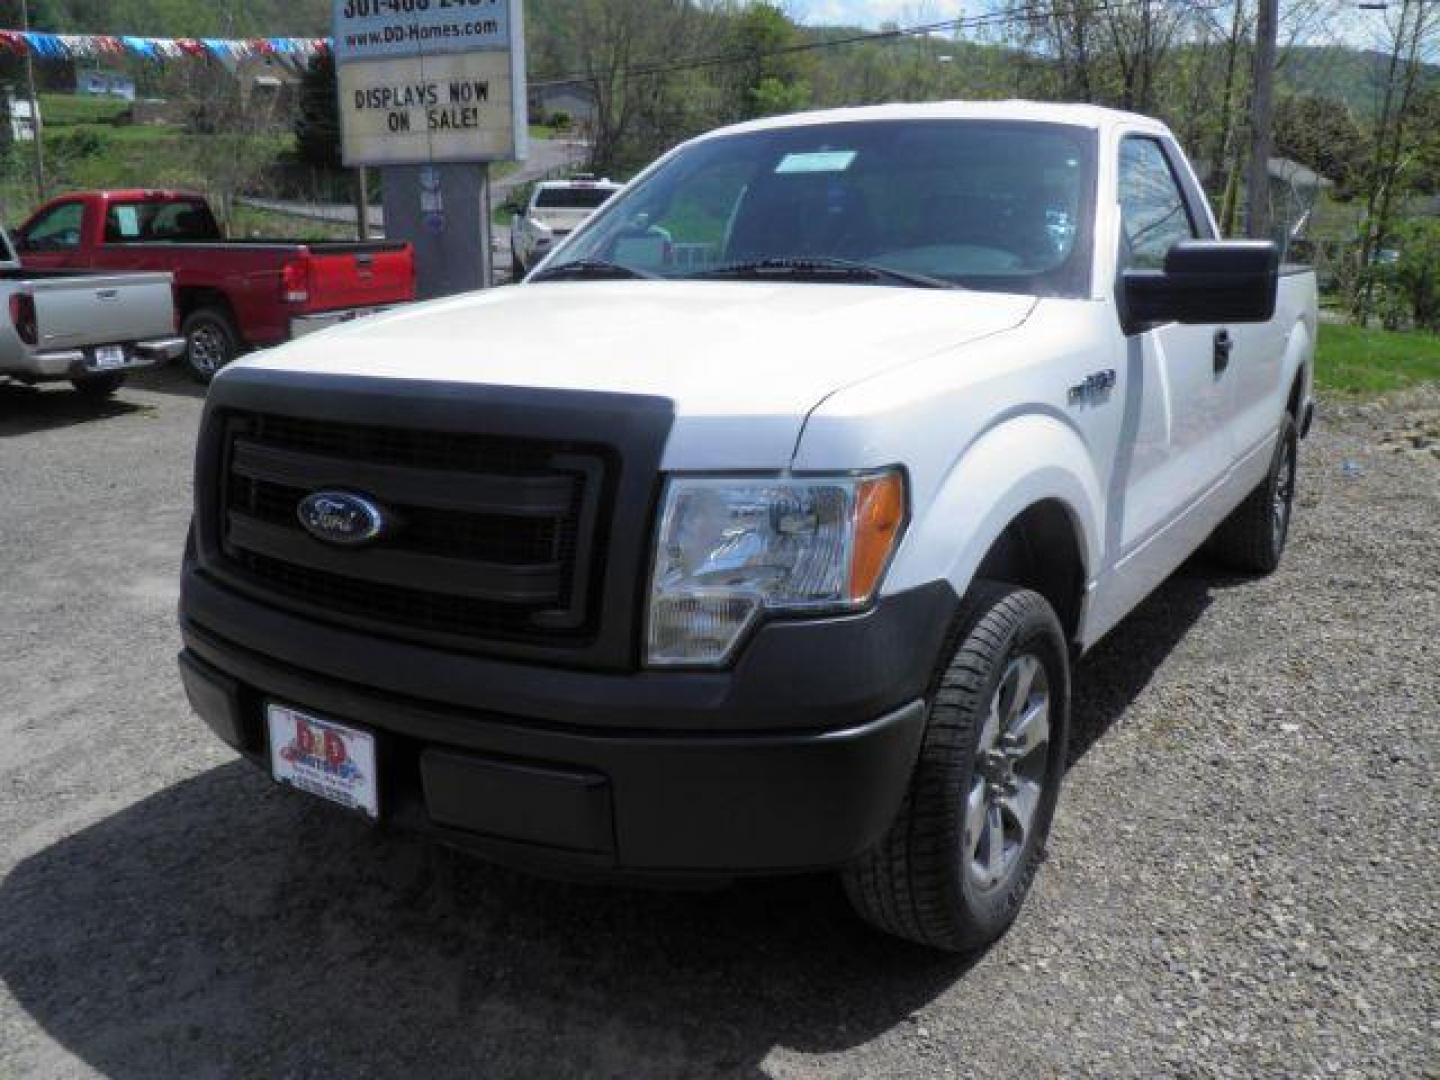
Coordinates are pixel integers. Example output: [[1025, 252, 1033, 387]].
[[790, 2, 958, 29]]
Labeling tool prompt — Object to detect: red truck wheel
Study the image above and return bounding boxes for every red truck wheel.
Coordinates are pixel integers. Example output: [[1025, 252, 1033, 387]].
[[182, 308, 239, 384]]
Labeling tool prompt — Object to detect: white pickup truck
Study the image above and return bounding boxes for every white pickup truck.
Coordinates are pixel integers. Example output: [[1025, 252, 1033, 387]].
[[180, 102, 1316, 951], [508, 176, 621, 278], [0, 227, 183, 396]]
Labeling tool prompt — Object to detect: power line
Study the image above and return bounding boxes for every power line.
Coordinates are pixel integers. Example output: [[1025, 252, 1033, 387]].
[[527, 1, 1159, 89]]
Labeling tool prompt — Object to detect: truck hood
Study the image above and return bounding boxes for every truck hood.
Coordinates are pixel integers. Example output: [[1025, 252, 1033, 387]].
[[238, 281, 1037, 469]]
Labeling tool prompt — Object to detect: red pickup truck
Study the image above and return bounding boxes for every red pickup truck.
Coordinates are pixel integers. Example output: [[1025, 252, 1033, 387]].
[[15, 190, 416, 382]]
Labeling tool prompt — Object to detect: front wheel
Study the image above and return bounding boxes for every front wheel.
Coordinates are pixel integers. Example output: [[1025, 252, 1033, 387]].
[[844, 582, 1071, 952], [181, 307, 239, 384]]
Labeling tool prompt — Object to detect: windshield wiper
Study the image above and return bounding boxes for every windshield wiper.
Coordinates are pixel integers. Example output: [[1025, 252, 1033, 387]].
[[528, 258, 659, 282], [687, 256, 960, 290]]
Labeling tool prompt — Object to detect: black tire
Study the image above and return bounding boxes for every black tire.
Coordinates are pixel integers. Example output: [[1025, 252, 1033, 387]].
[[1207, 413, 1299, 574], [181, 307, 239, 384], [844, 582, 1071, 952], [511, 251, 526, 280], [70, 372, 125, 397]]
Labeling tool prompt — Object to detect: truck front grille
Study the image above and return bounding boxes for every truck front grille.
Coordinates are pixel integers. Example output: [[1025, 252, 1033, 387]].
[[215, 412, 611, 651]]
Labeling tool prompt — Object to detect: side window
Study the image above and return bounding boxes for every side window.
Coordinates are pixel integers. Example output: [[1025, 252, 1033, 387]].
[[1117, 137, 1197, 269], [23, 202, 84, 251], [107, 204, 143, 241], [106, 201, 219, 242], [148, 202, 219, 241]]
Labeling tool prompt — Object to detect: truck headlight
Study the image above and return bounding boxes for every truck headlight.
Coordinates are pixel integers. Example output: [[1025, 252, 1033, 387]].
[[646, 471, 907, 667]]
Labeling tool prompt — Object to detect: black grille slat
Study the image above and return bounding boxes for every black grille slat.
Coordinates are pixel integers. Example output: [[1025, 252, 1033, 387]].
[[227, 514, 564, 602], [248, 413, 570, 473], [231, 439, 576, 516], [214, 411, 610, 649], [232, 550, 554, 642], [231, 475, 565, 565]]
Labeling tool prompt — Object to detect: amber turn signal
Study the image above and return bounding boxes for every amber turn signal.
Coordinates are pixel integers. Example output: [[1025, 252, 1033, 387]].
[[849, 471, 907, 601]]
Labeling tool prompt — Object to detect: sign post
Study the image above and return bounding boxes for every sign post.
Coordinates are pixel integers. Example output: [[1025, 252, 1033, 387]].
[[333, 0, 525, 298]]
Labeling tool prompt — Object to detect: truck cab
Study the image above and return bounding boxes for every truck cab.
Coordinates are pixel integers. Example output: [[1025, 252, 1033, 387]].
[[179, 103, 1316, 951]]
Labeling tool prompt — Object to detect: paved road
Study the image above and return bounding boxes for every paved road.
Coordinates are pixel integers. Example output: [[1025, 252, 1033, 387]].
[[0, 367, 1435, 1077], [239, 136, 590, 231]]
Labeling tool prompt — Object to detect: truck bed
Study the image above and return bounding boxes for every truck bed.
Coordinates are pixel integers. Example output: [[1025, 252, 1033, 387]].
[[109, 239, 406, 253], [0, 260, 180, 380], [102, 238, 414, 327]]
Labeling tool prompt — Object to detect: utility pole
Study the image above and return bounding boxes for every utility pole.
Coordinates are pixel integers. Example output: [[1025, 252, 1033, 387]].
[[20, 0, 46, 201], [354, 166, 370, 241], [1245, 0, 1278, 239]]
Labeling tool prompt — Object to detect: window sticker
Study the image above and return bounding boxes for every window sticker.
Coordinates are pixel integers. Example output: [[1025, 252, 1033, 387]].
[[775, 150, 857, 174], [113, 206, 141, 237]]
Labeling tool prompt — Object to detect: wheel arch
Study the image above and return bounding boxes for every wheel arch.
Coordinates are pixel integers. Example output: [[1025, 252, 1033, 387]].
[[1282, 317, 1315, 434], [884, 412, 1103, 649], [176, 287, 239, 332], [971, 500, 1089, 648]]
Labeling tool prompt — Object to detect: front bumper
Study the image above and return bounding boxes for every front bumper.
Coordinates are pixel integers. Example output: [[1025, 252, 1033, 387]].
[[178, 566, 955, 877]]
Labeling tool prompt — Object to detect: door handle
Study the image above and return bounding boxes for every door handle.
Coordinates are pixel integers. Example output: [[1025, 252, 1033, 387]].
[[1213, 328, 1233, 374]]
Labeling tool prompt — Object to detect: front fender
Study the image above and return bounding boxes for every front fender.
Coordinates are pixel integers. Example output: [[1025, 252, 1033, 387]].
[[885, 412, 1104, 604]]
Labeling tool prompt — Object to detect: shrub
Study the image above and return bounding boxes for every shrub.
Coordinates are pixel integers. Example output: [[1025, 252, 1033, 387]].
[[1390, 219, 1440, 331]]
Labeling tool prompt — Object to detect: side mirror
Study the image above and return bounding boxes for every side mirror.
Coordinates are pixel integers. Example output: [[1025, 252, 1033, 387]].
[[1122, 239, 1279, 333]]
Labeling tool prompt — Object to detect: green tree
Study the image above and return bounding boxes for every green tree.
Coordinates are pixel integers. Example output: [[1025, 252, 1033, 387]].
[[722, 2, 809, 121], [1350, 0, 1437, 325], [1405, 86, 1440, 194], [294, 51, 341, 172], [1273, 94, 1366, 197], [1388, 217, 1440, 330]]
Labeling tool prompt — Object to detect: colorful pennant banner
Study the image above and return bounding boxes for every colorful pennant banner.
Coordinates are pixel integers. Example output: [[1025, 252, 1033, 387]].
[[0, 30, 330, 68]]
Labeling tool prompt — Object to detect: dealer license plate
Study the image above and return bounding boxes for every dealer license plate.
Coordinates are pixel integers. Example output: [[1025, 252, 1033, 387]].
[[266, 704, 379, 819], [91, 345, 126, 370]]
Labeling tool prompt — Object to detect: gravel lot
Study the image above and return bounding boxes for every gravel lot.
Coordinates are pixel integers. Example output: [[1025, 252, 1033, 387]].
[[1, 367, 1435, 1078]]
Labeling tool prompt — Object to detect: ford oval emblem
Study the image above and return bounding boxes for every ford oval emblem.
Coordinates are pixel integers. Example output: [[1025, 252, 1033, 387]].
[[297, 491, 386, 546]]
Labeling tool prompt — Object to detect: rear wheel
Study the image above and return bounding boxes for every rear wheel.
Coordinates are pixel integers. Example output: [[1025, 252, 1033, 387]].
[[844, 582, 1071, 952], [1207, 413, 1299, 574], [70, 372, 125, 397], [182, 307, 239, 384], [511, 251, 526, 280]]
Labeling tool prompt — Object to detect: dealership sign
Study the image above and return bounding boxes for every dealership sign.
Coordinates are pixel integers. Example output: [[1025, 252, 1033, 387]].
[[333, 0, 526, 166]]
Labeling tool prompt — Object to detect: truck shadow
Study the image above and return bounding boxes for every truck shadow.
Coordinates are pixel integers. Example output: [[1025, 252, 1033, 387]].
[[0, 381, 144, 436], [127, 362, 208, 400], [1069, 554, 1245, 765], [0, 765, 970, 1077], [0, 564, 1227, 1077]]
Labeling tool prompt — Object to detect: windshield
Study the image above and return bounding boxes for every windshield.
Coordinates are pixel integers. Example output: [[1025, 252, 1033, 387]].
[[545, 120, 1097, 296], [534, 187, 617, 211]]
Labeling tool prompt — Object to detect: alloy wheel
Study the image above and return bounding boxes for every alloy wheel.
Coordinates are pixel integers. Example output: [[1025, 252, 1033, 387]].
[[1273, 434, 1296, 549], [965, 652, 1051, 891], [189, 325, 226, 376]]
